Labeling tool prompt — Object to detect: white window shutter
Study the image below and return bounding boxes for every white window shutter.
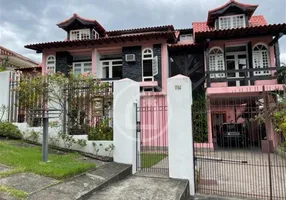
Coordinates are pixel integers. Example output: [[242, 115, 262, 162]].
[[152, 56, 158, 76]]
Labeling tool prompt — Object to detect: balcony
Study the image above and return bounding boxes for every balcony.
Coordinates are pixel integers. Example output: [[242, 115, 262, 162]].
[[206, 67, 285, 96]]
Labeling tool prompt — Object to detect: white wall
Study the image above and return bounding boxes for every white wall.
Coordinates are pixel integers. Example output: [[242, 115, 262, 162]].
[[167, 75, 195, 196], [14, 123, 114, 157], [0, 71, 11, 121], [113, 79, 140, 174]]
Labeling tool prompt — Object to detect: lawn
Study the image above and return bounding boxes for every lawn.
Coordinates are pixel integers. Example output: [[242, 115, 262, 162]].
[[141, 153, 167, 168], [0, 140, 95, 179]]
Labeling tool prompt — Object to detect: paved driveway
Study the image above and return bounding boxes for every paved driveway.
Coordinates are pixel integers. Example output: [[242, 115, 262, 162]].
[[196, 149, 286, 200]]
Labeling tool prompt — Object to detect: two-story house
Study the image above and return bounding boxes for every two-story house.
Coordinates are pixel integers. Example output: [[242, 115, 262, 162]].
[[25, 0, 286, 149]]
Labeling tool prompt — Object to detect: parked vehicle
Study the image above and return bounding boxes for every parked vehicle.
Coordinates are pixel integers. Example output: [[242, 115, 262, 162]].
[[217, 123, 247, 147]]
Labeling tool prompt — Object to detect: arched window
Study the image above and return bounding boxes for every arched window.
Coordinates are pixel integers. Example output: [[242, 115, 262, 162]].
[[209, 47, 225, 78], [142, 48, 154, 81], [253, 44, 270, 76], [46, 55, 56, 73]]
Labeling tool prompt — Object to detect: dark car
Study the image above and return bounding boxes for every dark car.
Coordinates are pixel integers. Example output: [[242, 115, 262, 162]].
[[217, 123, 247, 147]]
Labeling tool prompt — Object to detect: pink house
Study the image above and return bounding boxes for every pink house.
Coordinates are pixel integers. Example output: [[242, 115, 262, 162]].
[[25, 0, 286, 149]]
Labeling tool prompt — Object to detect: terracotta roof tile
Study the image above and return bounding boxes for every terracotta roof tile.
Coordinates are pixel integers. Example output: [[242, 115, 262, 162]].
[[193, 16, 268, 34], [208, 0, 258, 13], [249, 15, 267, 27], [107, 25, 174, 36], [0, 46, 39, 65]]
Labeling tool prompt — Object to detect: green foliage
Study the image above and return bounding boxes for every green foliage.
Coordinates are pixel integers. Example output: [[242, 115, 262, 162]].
[[76, 139, 87, 149], [88, 118, 113, 140], [105, 144, 115, 157], [192, 90, 208, 143], [58, 131, 76, 150], [0, 104, 8, 122], [0, 56, 9, 72], [92, 142, 100, 155], [23, 130, 40, 143], [0, 140, 95, 179], [272, 107, 286, 149], [0, 122, 22, 140], [0, 185, 27, 199], [277, 63, 286, 84]]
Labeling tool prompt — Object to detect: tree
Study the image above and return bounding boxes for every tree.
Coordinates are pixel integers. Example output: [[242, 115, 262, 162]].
[[0, 56, 9, 72]]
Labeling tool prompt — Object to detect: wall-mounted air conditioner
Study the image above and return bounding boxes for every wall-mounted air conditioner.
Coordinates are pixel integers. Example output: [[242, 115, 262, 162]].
[[125, 54, 136, 62]]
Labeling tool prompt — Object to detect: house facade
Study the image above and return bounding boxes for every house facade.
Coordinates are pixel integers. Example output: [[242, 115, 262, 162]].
[[0, 46, 40, 73], [25, 0, 286, 149]]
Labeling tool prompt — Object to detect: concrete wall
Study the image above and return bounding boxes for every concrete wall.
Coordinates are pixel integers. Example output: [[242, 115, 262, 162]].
[[113, 78, 140, 174], [167, 75, 195, 196], [13, 123, 114, 157], [0, 71, 11, 121]]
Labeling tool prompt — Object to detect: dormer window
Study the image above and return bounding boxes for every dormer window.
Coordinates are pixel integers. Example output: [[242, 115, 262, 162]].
[[218, 14, 246, 30], [70, 29, 90, 40], [180, 34, 192, 41], [92, 29, 100, 39]]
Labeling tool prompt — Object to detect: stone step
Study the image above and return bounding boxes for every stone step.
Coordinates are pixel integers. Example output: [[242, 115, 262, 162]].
[[88, 175, 190, 200], [28, 162, 132, 200]]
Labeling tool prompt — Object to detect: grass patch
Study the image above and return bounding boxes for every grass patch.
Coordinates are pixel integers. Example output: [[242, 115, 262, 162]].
[[0, 140, 95, 179], [0, 167, 25, 178], [0, 185, 27, 199], [141, 153, 167, 168]]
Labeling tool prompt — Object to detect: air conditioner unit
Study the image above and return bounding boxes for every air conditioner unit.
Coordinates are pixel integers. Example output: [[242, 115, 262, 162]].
[[125, 54, 136, 62]]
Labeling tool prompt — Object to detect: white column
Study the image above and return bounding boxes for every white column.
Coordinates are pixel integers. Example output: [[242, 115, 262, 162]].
[[113, 78, 140, 174], [0, 71, 11, 121], [167, 74, 195, 196]]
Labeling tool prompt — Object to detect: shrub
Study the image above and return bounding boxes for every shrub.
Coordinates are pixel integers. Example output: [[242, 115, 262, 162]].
[[0, 122, 22, 140], [88, 118, 113, 141]]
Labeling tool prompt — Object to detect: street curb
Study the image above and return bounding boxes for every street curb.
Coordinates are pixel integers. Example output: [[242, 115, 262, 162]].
[[76, 164, 132, 200]]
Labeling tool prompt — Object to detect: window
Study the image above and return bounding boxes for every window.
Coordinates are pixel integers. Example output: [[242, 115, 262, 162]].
[[46, 55, 56, 73], [142, 48, 154, 81], [101, 59, 123, 79], [180, 34, 192, 41], [70, 29, 90, 40], [253, 44, 270, 76], [73, 62, 92, 75], [209, 47, 225, 78], [93, 29, 100, 39], [219, 14, 245, 30]]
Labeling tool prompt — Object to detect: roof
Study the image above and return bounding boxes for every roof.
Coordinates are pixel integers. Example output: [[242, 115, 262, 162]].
[[25, 31, 176, 53], [57, 13, 106, 34], [107, 25, 175, 36], [207, 0, 258, 26], [193, 15, 267, 34], [0, 46, 39, 66], [195, 23, 286, 42], [15, 63, 42, 71]]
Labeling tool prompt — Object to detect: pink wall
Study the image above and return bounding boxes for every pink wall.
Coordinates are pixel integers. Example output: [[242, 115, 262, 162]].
[[139, 94, 168, 149], [205, 36, 278, 91]]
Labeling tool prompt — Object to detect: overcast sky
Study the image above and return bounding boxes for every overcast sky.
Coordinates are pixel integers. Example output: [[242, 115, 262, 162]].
[[0, 0, 285, 64]]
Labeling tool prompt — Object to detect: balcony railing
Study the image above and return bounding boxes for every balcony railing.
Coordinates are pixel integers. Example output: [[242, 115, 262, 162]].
[[205, 67, 285, 86]]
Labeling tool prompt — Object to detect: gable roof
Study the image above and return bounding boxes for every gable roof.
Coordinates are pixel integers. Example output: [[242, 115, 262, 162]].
[[207, 0, 258, 26], [57, 13, 106, 34], [0, 46, 39, 69]]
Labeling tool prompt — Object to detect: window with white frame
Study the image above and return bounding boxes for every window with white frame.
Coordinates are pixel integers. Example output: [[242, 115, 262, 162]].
[[209, 47, 225, 78], [101, 59, 123, 79], [92, 29, 100, 39], [180, 34, 192, 41], [219, 14, 246, 30], [253, 44, 270, 76], [70, 29, 90, 40], [73, 62, 92, 75], [46, 55, 56, 73], [142, 48, 153, 81]]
